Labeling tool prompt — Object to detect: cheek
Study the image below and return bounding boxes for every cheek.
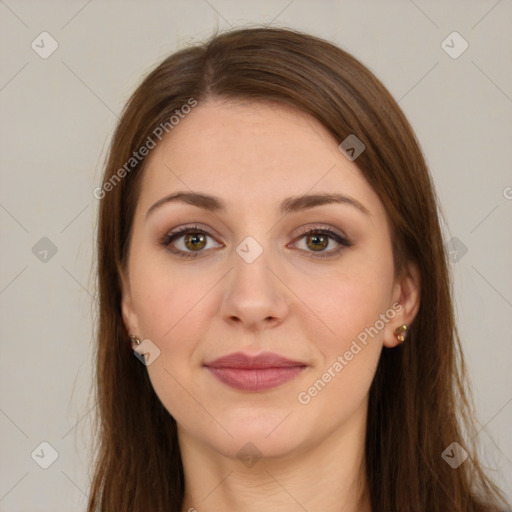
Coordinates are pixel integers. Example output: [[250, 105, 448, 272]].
[[129, 255, 217, 395], [292, 255, 393, 399], [296, 259, 394, 349], [130, 265, 212, 423], [294, 278, 387, 419], [130, 249, 213, 341]]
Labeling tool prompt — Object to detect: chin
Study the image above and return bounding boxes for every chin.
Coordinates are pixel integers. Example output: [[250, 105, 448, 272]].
[[211, 431, 303, 464], [207, 409, 310, 461]]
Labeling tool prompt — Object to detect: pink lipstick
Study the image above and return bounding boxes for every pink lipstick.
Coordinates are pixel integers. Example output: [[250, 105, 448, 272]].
[[204, 352, 306, 392]]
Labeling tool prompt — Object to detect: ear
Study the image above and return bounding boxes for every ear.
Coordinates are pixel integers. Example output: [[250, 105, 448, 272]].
[[120, 269, 140, 339], [383, 261, 421, 348]]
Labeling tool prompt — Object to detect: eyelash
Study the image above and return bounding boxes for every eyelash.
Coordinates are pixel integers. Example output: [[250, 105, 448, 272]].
[[159, 224, 353, 259]]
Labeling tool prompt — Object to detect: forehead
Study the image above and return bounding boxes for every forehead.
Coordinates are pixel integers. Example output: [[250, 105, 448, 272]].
[[145, 99, 345, 179], [137, 99, 386, 224]]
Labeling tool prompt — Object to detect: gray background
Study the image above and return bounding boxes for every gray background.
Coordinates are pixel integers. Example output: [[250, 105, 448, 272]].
[[0, 0, 511, 510]]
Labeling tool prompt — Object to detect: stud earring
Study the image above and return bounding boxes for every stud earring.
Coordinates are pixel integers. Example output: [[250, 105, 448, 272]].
[[394, 324, 408, 344], [129, 335, 141, 345]]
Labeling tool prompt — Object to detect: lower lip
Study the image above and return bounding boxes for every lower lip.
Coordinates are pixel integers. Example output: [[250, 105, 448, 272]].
[[205, 366, 306, 391]]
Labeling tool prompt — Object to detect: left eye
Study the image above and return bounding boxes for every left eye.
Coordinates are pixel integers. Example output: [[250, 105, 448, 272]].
[[160, 226, 352, 259], [290, 228, 352, 258]]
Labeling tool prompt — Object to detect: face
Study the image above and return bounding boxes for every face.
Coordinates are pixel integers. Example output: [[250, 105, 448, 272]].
[[121, 98, 420, 460]]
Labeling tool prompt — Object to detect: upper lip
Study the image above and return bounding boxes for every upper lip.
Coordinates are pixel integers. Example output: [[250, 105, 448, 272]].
[[204, 352, 306, 369]]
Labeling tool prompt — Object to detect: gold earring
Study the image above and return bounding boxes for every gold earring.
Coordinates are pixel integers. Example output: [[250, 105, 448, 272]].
[[394, 324, 408, 344], [129, 335, 141, 345]]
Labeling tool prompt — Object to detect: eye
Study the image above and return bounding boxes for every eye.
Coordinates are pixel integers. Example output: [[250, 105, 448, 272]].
[[290, 226, 352, 258], [160, 225, 222, 258], [160, 224, 352, 259]]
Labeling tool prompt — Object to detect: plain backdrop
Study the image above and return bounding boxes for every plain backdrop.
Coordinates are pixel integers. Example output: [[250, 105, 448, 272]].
[[0, 1, 511, 510]]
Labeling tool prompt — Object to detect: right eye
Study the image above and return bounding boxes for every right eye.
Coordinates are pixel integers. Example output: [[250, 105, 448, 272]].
[[160, 225, 223, 258]]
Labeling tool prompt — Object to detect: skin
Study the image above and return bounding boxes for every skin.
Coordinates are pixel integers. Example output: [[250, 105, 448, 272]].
[[121, 98, 421, 512]]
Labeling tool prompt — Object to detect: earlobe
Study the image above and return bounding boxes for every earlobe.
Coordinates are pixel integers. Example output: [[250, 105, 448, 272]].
[[384, 262, 421, 348], [120, 270, 138, 337]]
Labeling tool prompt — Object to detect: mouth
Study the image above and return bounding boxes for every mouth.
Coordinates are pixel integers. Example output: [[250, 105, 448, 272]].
[[203, 352, 307, 392]]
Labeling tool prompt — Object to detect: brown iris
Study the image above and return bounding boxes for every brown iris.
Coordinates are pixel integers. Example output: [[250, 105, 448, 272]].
[[306, 233, 328, 251], [184, 232, 207, 251]]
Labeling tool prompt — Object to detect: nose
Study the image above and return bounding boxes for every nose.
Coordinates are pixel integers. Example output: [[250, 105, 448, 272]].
[[219, 243, 290, 332]]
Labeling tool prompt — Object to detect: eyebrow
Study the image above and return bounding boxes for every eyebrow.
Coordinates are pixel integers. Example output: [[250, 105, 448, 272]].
[[145, 191, 371, 219]]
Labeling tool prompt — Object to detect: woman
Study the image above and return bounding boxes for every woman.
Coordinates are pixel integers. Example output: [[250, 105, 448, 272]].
[[87, 27, 509, 511]]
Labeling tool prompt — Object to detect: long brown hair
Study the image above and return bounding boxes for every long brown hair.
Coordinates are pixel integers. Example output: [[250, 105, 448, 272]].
[[87, 27, 509, 511]]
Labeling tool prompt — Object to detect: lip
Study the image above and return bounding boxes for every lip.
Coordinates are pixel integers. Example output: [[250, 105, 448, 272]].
[[204, 352, 307, 392]]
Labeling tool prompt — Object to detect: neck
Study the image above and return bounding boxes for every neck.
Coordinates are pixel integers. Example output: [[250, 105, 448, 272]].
[[178, 401, 372, 512]]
